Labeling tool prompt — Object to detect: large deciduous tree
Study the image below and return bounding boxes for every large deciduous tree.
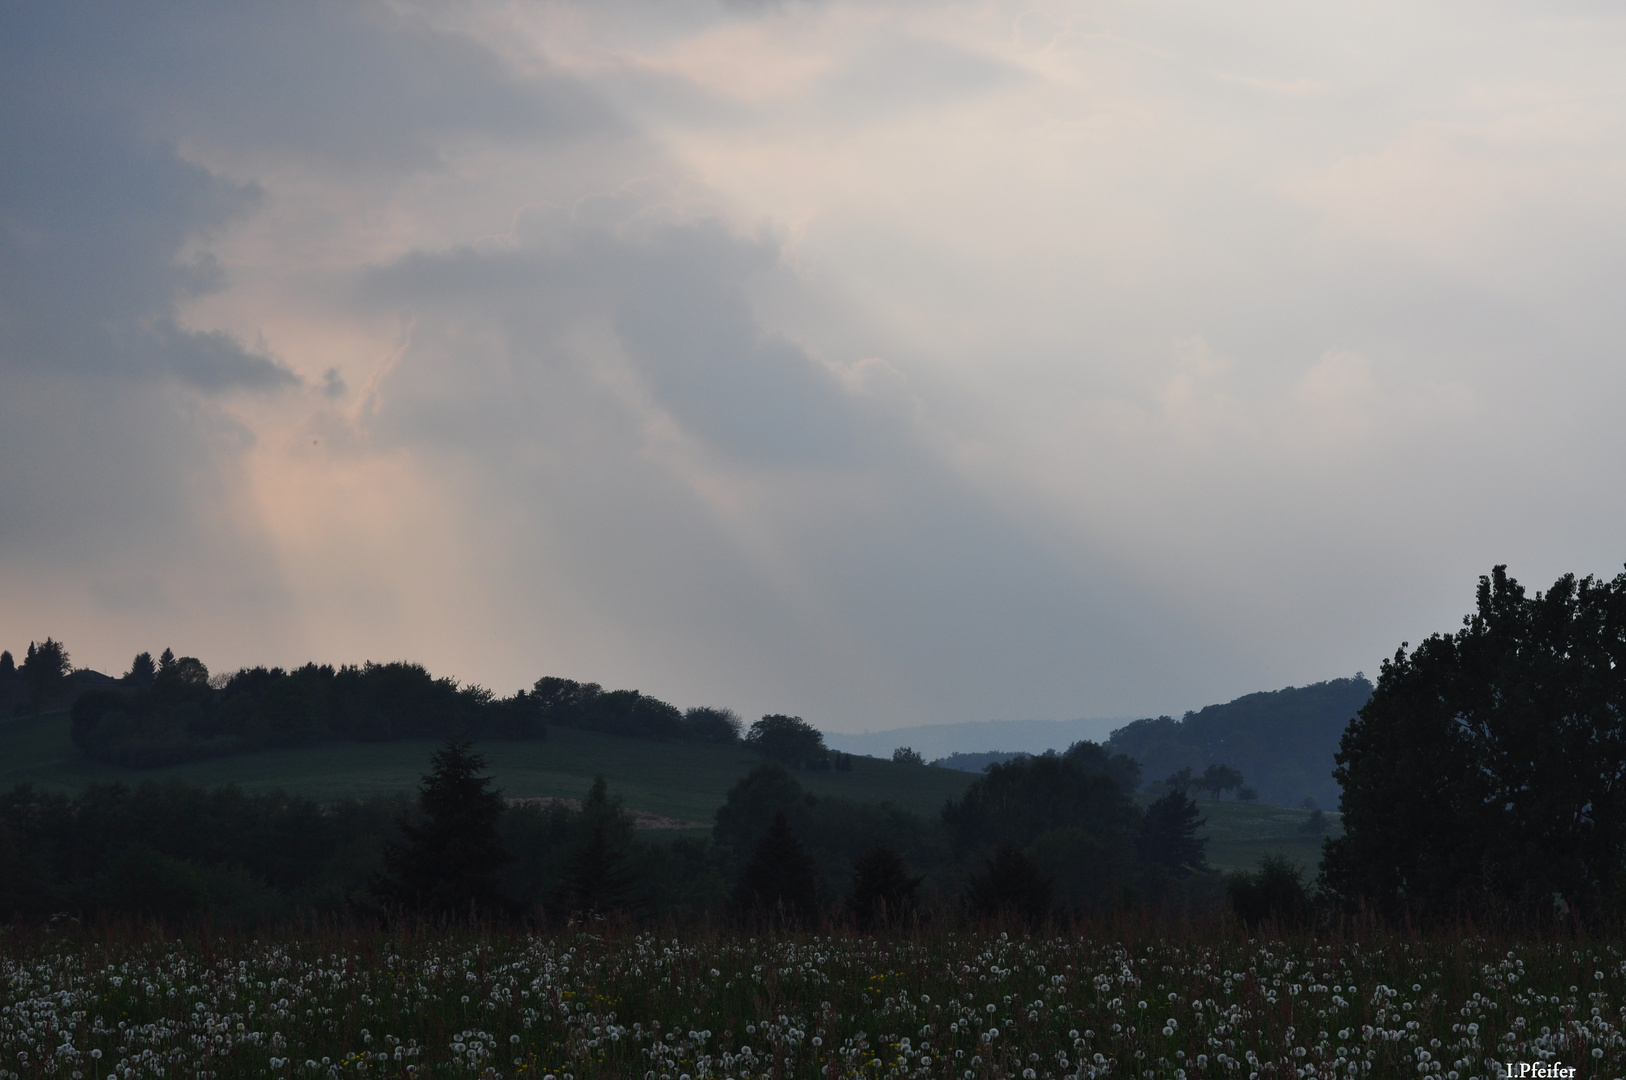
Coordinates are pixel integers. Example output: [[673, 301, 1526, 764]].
[[743, 714, 828, 769], [1323, 565, 1626, 921], [941, 751, 1141, 857]]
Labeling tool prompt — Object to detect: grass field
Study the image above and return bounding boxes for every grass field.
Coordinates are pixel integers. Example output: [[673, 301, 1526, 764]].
[[1188, 796, 1337, 874], [0, 711, 1332, 873], [0, 712, 977, 825]]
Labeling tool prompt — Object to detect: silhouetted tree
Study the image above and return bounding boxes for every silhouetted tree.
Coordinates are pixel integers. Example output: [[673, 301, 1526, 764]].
[[374, 731, 512, 918], [158, 655, 209, 688], [552, 828, 637, 919], [732, 811, 822, 927], [550, 776, 639, 919], [744, 715, 828, 769], [848, 844, 922, 929], [942, 752, 1140, 856], [1237, 786, 1258, 803], [158, 648, 175, 673], [683, 706, 743, 743], [1323, 564, 1626, 921], [1137, 790, 1208, 877], [964, 844, 1052, 926], [1162, 766, 1196, 795], [0, 650, 14, 680], [21, 639, 72, 713], [125, 652, 157, 688], [1199, 763, 1244, 800], [1063, 740, 1142, 792], [892, 746, 925, 766], [1229, 854, 1312, 930]]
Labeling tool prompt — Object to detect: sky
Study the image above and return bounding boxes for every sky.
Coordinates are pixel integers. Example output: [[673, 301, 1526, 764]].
[[3, 0, 1625, 733]]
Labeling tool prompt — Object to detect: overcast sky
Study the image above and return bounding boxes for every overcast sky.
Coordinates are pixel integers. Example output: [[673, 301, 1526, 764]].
[[3, 0, 1624, 732]]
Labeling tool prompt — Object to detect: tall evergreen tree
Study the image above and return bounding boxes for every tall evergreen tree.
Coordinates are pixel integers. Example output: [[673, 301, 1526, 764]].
[[848, 843, 922, 929], [551, 824, 637, 920], [732, 811, 822, 927], [551, 776, 639, 919], [125, 652, 157, 687], [374, 731, 512, 918], [21, 638, 71, 714], [1137, 790, 1208, 877]]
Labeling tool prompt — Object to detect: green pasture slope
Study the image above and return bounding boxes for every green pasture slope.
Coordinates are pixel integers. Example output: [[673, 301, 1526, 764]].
[[0, 711, 1333, 872], [1182, 796, 1338, 874], [0, 712, 976, 826]]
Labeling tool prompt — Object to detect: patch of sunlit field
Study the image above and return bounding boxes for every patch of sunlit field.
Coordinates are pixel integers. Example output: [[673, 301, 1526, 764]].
[[5, 922, 1624, 1080]]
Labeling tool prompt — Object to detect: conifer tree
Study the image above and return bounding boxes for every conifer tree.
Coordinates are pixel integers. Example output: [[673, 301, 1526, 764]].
[[732, 810, 821, 927], [21, 639, 71, 714], [848, 843, 922, 929], [551, 777, 639, 919], [375, 731, 512, 918], [125, 652, 157, 687], [1137, 790, 1208, 877]]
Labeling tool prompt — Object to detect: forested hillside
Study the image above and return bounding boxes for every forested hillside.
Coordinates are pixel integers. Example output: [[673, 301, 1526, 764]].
[[46, 647, 747, 767], [1106, 676, 1372, 808]]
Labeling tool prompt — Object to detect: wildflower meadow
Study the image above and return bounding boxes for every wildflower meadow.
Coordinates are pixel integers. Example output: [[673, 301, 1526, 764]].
[[5, 923, 1626, 1080]]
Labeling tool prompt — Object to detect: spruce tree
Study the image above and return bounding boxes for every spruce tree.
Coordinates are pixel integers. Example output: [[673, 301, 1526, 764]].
[[732, 811, 822, 927], [126, 652, 157, 687], [551, 777, 639, 919], [21, 639, 71, 714], [848, 844, 922, 929], [1137, 790, 1209, 877], [375, 731, 512, 918]]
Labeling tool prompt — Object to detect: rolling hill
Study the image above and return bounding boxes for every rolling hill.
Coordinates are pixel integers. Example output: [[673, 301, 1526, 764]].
[[0, 710, 976, 826]]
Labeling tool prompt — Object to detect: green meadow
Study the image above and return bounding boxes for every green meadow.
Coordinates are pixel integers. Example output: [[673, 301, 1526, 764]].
[[0, 711, 975, 824], [1187, 794, 1336, 874], [0, 710, 1332, 871]]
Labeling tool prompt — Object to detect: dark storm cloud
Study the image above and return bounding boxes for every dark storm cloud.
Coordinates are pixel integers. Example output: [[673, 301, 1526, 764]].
[[0, 82, 291, 391], [3, 3, 616, 171], [0, 0, 620, 670]]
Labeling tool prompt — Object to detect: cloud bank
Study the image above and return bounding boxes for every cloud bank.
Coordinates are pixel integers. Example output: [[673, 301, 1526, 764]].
[[3, 0, 1625, 730]]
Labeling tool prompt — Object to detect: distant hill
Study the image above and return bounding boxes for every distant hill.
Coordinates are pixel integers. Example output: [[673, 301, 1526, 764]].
[[1105, 676, 1372, 809], [825, 717, 1127, 760]]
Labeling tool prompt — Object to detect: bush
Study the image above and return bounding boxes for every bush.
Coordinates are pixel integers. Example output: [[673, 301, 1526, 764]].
[[1229, 853, 1312, 929], [964, 844, 1052, 926]]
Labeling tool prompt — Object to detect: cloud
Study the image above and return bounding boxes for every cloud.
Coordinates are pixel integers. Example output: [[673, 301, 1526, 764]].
[[335, 201, 1205, 723], [5, 0, 1626, 731]]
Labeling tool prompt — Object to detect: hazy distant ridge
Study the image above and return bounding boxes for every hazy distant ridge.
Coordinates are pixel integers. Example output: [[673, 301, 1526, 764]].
[[824, 717, 1129, 761]]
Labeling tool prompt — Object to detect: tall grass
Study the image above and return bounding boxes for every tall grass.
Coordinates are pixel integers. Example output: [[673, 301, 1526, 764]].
[[4, 915, 1622, 1080]]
